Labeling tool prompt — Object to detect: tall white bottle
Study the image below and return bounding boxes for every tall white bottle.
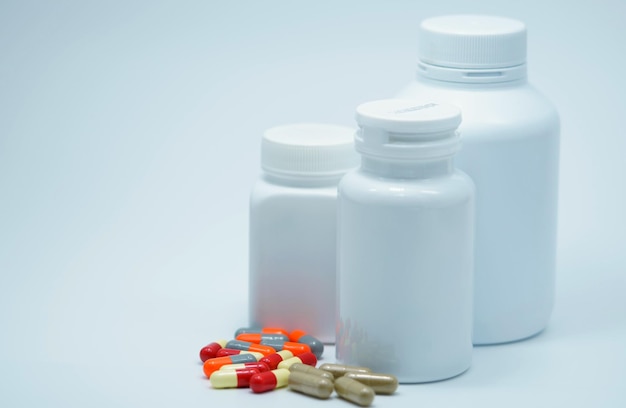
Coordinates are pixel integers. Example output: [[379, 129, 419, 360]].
[[337, 100, 474, 383], [249, 124, 358, 344], [397, 15, 560, 344]]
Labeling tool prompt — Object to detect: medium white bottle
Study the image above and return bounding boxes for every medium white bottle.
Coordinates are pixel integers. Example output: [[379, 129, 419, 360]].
[[397, 15, 560, 345], [249, 123, 358, 344], [336, 100, 474, 383]]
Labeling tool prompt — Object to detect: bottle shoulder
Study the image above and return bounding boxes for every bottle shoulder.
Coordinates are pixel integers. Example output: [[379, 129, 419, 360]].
[[251, 177, 338, 205], [397, 80, 559, 139], [339, 169, 474, 207]]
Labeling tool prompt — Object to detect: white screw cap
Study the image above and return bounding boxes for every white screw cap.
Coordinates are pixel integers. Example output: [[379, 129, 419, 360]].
[[355, 99, 462, 160], [419, 15, 526, 69], [261, 124, 358, 178]]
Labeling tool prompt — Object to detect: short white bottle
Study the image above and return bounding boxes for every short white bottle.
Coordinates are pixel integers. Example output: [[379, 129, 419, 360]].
[[336, 100, 474, 383], [397, 15, 560, 345], [249, 123, 358, 344]]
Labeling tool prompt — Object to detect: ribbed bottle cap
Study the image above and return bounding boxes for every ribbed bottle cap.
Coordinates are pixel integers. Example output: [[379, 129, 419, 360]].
[[355, 99, 462, 160], [261, 124, 358, 178], [419, 15, 526, 69]]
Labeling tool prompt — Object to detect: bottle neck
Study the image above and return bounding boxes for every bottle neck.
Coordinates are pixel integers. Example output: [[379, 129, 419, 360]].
[[360, 155, 454, 179], [417, 60, 527, 86], [262, 172, 343, 187]]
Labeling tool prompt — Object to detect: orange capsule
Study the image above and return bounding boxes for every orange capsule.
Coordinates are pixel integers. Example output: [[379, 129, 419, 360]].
[[289, 330, 324, 358], [236, 333, 289, 344], [226, 340, 276, 356], [261, 339, 311, 355], [234, 327, 289, 337], [203, 352, 263, 377]]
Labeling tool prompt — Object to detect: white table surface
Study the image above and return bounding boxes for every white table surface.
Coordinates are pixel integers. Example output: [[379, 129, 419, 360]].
[[1, 1, 625, 407]]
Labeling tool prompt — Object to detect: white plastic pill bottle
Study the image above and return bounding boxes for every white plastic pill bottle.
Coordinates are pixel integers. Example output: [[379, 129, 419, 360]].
[[249, 124, 358, 344], [336, 100, 474, 383], [397, 15, 560, 345]]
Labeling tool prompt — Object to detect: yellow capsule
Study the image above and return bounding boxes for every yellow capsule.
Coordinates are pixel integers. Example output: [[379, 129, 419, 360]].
[[318, 363, 372, 378], [344, 372, 398, 395], [289, 363, 334, 382], [288, 370, 334, 399], [209, 367, 259, 389], [276, 352, 316, 370], [334, 376, 375, 407]]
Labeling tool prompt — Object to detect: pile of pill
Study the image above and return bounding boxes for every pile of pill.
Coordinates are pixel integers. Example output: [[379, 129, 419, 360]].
[[199, 327, 398, 406]]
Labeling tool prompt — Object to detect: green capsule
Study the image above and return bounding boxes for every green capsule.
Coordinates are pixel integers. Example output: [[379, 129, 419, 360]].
[[344, 372, 398, 395], [288, 370, 334, 399], [289, 363, 334, 382], [318, 363, 372, 378], [334, 376, 375, 407]]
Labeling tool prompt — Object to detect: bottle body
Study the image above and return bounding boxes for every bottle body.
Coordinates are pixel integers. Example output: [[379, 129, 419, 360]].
[[397, 79, 560, 344], [249, 175, 339, 343], [336, 165, 475, 383]]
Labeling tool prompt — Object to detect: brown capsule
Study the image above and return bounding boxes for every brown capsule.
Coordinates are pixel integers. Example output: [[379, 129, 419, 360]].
[[334, 376, 375, 407], [289, 363, 335, 382], [318, 363, 372, 378], [344, 372, 398, 395], [288, 370, 334, 399]]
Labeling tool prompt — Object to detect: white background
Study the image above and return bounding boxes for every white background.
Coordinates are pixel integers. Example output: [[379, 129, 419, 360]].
[[1, 0, 625, 406]]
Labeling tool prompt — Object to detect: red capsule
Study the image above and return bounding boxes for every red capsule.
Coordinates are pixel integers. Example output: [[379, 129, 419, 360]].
[[199, 340, 227, 362], [249, 368, 290, 393], [216, 348, 253, 358], [259, 350, 294, 370]]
